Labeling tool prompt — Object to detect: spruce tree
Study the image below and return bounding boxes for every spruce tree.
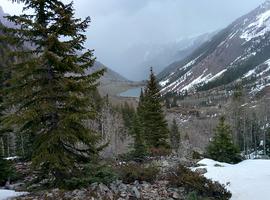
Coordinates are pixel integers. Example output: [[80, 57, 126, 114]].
[[139, 68, 170, 149], [130, 113, 147, 161], [121, 102, 135, 133], [206, 116, 241, 164], [170, 119, 180, 150], [0, 157, 14, 186], [0, 0, 104, 184]]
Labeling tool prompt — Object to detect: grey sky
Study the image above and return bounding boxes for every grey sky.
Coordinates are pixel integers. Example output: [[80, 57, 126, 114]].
[[1, 0, 266, 80]]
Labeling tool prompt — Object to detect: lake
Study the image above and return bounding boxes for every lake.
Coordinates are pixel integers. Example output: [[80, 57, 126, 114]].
[[118, 87, 143, 98]]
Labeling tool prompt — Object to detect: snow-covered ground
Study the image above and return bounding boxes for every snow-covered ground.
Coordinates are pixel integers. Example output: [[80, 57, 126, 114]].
[[0, 189, 27, 200], [194, 159, 270, 200]]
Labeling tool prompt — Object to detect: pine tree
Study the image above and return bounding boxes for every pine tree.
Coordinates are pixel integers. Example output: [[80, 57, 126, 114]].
[[121, 102, 135, 133], [170, 119, 180, 150], [139, 68, 170, 149], [130, 113, 148, 161], [206, 116, 241, 164], [0, 157, 14, 186], [0, 0, 104, 184]]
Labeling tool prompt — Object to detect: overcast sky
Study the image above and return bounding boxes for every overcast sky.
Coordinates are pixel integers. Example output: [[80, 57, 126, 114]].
[[1, 0, 266, 80]]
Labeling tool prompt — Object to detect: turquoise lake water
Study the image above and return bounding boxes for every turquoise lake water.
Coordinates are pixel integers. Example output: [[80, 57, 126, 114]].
[[118, 87, 143, 98]]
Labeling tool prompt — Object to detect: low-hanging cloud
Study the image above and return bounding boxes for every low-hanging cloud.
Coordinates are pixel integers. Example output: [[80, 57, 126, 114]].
[[1, 0, 266, 80]]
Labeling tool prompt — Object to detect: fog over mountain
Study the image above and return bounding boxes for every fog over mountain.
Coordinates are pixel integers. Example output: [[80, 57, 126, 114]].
[[1, 0, 266, 80]]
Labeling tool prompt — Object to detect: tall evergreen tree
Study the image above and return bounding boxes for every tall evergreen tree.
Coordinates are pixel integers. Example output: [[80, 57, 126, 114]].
[[121, 102, 135, 133], [170, 119, 181, 150], [130, 113, 148, 161], [206, 116, 241, 164], [0, 0, 104, 184], [139, 68, 170, 149]]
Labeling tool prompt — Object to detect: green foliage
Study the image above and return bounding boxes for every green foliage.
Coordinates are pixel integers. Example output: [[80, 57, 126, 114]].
[[0, 157, 15, 186], [0, 0, 104, 184], [192, 151, 203, 160], [129, 114, 148, 161], [121, 102, 135, 133], [170, 119, 181, 150], [188, 192, 198, 200], [63, 163, 118, 190], [206, 116, 241, 164], [148, 147, 172, 157], [116, 163, 159, 184], [167, 165, 231, 200], [138, 68, 170, 149]]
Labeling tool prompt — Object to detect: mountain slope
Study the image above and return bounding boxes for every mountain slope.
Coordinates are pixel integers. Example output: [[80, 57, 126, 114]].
[[159, 1, 270, 95], [120, 32, 214, 80]]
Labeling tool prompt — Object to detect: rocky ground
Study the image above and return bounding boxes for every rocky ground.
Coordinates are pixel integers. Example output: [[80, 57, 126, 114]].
[[6, 156, 196, 200], [14, 180, 187, 200]]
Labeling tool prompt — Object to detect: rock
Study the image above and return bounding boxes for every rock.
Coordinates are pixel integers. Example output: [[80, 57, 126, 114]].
[[162, 160, 170, 167], [118, 183, 128, 192], [110, 182, 118, 194], [195, 168, 207, 175], [99, 183, 110, 193], [172, 192, 180, 199], [120, 191, 127, 198], [141, 182, 151, 190], [90, 182, 98, 190], [132, 186, 141, 199], [71, 189, 86, 199]]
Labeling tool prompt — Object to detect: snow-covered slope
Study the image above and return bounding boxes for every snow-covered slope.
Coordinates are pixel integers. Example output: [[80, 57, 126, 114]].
[[159, 1, 270, 95], [193, 159, 270, 200]]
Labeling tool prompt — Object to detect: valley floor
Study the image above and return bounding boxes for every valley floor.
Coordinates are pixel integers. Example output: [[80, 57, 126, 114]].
[[194, 159, 270, 200]]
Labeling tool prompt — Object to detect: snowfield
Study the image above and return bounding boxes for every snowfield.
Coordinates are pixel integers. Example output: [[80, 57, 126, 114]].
[[194, 159, 270, 200], [0, 189, 27, 200]]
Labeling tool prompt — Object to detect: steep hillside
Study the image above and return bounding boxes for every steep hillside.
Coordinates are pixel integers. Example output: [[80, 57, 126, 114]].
[[159, 1, 270, 95]]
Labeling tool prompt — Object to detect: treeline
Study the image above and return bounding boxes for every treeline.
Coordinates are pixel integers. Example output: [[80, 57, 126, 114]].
[[120, 68, 181, 160]]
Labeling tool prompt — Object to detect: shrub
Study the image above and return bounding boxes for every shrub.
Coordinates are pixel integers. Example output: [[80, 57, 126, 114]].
[[188, 192, 198, 200], [0, 158, 15, 186], [167, 165, 231, 200], [192, 151, 203, 160], [63, 164, 118, 190], [116, 163, 159, 184], [149, 147, 171, 157]]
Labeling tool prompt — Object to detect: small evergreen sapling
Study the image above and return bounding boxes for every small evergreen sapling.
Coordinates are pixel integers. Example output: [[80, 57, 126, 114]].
[[206, 116, 241, 164], [170, 118, 181, 150]]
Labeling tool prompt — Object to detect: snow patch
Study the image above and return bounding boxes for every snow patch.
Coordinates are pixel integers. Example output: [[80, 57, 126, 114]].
[[159, 79, 170, 87], [0, 189, 27, 200], [181, 69, 211, 91], [241, 9, 270, 41], [207, 69, 227, 82], [193, 159, 270, 200]]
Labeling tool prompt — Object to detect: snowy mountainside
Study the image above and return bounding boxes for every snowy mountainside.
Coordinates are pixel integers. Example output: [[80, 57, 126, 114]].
[[159, 1, 270, 95]]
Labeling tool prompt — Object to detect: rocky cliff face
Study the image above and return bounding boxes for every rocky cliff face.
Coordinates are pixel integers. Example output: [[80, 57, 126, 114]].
[[159, 1, 270, 95]]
